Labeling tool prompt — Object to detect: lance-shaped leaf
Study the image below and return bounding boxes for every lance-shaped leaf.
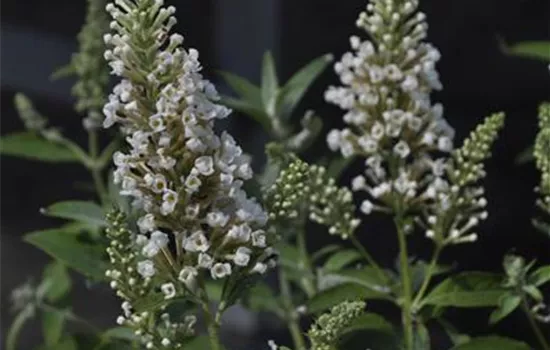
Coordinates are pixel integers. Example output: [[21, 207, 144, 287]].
[[25, 229, 107, 280], [451, 336, 531, 350], [489, 293, 521, 324], [41, 201, 105, 228], [422, 272, 506, 308], [218, 71, 262, 108], [503, 40, 550, 62], [0, 132, 79, 163], [261, 51, 279, 117], [277, 54, 333, 120]]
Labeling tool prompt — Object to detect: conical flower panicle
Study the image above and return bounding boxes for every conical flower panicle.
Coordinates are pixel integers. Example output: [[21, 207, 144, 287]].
[[327, 0, 505, 245], [102, 0, 275, 347]]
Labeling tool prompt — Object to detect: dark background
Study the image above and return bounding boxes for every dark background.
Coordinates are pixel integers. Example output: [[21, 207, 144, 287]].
[[1, 0, 549, 349]]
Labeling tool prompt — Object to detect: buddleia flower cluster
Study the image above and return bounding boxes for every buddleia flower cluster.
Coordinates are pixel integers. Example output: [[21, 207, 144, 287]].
[[102, 0, 275, 344], [325, 0, 504, 245], [264, 154, 360, 239], [534, 103, 550, 233], [307, 301, 366, 350], [57, 0, 110, 130], [105, 210, 197, 349]]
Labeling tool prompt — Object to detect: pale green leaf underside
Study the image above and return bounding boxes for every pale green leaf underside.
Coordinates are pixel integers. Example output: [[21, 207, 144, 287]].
[[0, 132, 77, 162]]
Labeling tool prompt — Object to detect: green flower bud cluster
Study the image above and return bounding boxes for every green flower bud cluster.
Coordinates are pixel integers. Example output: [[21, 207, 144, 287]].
[[105, 209, 196, 350], [535, 103, 550, 199], [452, 112, 505, 187], [264, 155, 360, 239], [307, 301, 366, 350], [14, 93, 48, 132]]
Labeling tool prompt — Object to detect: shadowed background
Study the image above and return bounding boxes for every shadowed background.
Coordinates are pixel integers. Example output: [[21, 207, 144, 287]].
[[1, 0, 549, 349]]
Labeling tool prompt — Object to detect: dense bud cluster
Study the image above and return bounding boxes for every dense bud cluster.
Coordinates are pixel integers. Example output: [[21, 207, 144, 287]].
[[535, 103, 550, 214], [264, 156, 360, 239], [307, 301, 366, 350], [71, 0, 110, 129], [422, 113, 504, 245], [105, 210, 196, 349]]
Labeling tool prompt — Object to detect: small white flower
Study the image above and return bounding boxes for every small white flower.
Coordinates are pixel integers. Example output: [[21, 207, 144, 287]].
[[327, 129, 341, 151], [227, 224, 252, 242], [178, 266, 198, 290], [194, 156, 215, 176], [161, 189, 178, 215], [137, 214, 156, 233], [437, 136, 453, 152], [360, 200, 374, 214], [251, 230, 267, 247], [137, 260, 156, 278], [161, 283, 176, 299], [393, 140, 410, 158], [142, 230, 169, 257], [197, 253, 214, 268], [351, 175, 366, 191], [185, 174, 202, 193], [251, 262, 268, 274], [183, 231, 210, 252], [233, 246, 252, 267], [401, 75, 418, 92], [206, 211, 229, 228], [210, 263, 232, 279], [150, 174, 167, 193], [149, 114, 165, 132]]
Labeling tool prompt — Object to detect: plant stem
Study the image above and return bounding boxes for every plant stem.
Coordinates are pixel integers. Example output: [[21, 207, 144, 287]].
[[296, 226, 316, 297], [202, 301, 222, 350], [39, 303, 100, 333], [521, 295, 550, 350], [413, 244, 443, 307], [88, 130, 108, 205], [349, 235, 389, 284], [279, 268, 307, 350], [395, 216, 414, 350]]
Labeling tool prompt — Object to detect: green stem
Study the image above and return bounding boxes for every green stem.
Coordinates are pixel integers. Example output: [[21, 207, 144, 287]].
[[395, 216, 414, 350], [521, 295, 550, 350], [349, 235, 389, 284], [202, 301, 222, 350], [296, 226, 316, 297], [38, 303, 100, 333], [279, 268, 307, 350], [413, 245, 443, 308], [88, 130, 108, 205]]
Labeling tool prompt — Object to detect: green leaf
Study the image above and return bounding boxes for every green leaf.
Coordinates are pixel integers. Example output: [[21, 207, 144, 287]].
[[414, 322, 431, 350], [307, 283, 390, 314], [276, 242, 301, 268], [185, 335, 218, 350], [342, 312, 394, 335], [218, 71, 262, 108], [505, 41, 550, 62], [24, 229, 107, 280], [437, 319, 470, 346], [451, 336, 531, 350], [529, 265, 550, 286], [42, 309, 65, 346], [0, 132, 78, 163], [7, 305, 35, 350], [318, 267, 390, 293], [277, 54, 333, 120], [42, 261, 72, 302], [219, 96, 272, 133], [312, 244, 341, 263], [261, 51, 279, 117], [323, 250, 361, 271], [522, 285, 543, 302], [54, 336, 78, 350], [423, 272, 506, 308], [41, 201, 105, 228], [489, 294, 521, 324]]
